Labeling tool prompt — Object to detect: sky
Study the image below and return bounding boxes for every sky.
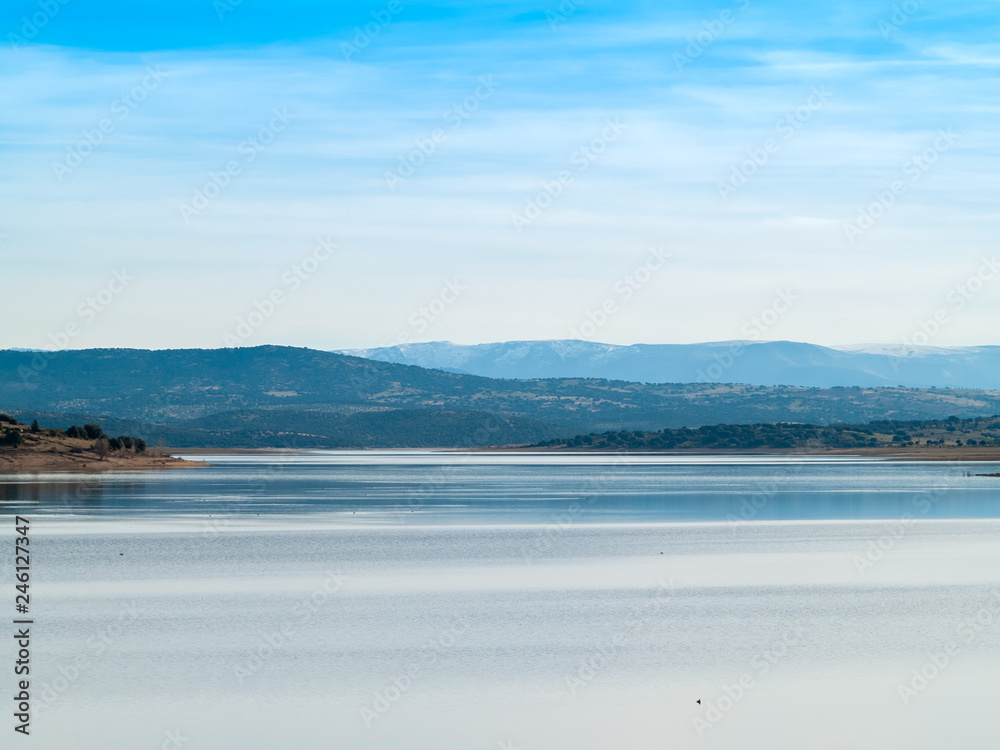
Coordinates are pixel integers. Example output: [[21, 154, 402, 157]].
[[2, 0, 999, 351]]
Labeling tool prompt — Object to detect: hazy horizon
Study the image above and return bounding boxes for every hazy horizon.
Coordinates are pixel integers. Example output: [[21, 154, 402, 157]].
[[7, 338, 1000, 354]]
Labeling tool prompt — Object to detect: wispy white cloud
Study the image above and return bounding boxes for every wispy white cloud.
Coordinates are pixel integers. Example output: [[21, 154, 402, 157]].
[[2, 2, 1000, 349]]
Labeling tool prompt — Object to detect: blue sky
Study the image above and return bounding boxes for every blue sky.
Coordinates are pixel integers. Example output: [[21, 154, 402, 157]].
[[2, 0, 999, 350]]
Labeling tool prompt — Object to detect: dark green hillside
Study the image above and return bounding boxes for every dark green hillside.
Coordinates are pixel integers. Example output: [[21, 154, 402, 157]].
[[152, 408, 567, 448]]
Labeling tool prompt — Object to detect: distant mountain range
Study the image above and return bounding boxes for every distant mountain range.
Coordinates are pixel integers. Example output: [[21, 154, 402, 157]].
[[342, 340, 1000, 389], [3, 346, 1000, 448]]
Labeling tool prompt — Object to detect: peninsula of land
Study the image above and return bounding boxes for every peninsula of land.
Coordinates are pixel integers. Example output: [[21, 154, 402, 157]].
[[0, 416, 203, 472]]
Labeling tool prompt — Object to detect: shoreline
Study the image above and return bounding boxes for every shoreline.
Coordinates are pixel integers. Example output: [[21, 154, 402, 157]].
[[492, 444, 1000, 462], [0, 451, 208, 473], [0, 425, 211, 474], [789, 446, 1000, 462], [3, 445, 998, 472], [155, 445, 1000, 462]]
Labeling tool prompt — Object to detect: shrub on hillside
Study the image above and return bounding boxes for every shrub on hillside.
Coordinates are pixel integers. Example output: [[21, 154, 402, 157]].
[[93, 435, 110, 459]]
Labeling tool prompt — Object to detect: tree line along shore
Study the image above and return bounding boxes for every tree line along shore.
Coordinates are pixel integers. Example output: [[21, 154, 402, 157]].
[[530, 415, 1000, 460], [0, 414, 201, 472], [5, 410, 1000, 469]]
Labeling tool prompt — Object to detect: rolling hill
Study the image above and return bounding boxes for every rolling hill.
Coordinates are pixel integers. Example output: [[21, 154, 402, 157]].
[[5, 346, 1000, 447]]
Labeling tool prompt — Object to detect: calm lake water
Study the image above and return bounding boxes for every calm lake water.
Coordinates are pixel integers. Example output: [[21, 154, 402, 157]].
[[2, 452, 1000, 749]]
